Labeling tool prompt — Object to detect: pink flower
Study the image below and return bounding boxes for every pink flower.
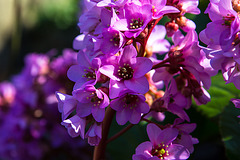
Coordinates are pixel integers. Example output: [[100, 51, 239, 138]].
[[113, 3, 153, 38], [132, 123, 190, 160], [67, 51, 101, 90], [55, 92, 78, 120], [100, 45, 153, 99], [110, 90, 150, 125], [61, 115, 86, 139], [85, 122, 102, 146], [73, 85, 109, 122]]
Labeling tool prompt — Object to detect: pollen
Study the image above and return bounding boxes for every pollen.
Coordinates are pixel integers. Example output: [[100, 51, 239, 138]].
[[158, 149, 166, 155], [83, 68, 96, 81], [129, 18, 143, 29], [109, 33, 120, 47], [118, 64, 134, 80]]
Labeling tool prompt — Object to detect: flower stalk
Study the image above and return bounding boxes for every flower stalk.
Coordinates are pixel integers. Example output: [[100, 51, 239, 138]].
[[93, 107, 115, 160]]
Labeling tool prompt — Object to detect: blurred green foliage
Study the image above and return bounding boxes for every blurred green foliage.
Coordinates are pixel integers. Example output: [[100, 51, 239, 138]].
[[37, 0, 80, 29]]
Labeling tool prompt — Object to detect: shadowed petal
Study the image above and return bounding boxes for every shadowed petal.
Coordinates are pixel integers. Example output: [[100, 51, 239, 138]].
[[167, 144, 190, 159], [92, 107, 105, 122], [133, 57, 153, 78], [76, 103, 92, 117], [125, 77, 149, 94], [157, 128, 178, 145], [147, 123, 162, 145]]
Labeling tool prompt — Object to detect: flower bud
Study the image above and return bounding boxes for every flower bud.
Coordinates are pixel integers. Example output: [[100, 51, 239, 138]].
[[165, 21, 179, 37]]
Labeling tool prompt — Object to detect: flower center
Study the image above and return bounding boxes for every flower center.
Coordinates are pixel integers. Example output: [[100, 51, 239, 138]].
[[151, 143, 170, 159], [129, 18, 144, 29], [83, 67, 96, 81], [122, 93, 138, 109], [110, 33, 120, 47], [86, 92, 102, 107], [118, 63, 134, 80], [223, 14, 235, 26]]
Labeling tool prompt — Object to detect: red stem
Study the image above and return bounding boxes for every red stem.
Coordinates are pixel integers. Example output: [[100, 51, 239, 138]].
[[152, 58, 170, 69], [141, 117, 165, 129], [137, 17, 162, 57], [93, 107, 115, 160]]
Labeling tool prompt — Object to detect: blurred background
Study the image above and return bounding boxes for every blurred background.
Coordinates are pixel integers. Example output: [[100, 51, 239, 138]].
[[0, 0, 80, 81], [0, 0, 239, 160]]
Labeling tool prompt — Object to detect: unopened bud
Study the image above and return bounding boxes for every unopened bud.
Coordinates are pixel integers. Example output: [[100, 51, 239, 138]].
[[137, 27, 149, 39], [165, 21, 179, 37], [232, 0, 240, 12]]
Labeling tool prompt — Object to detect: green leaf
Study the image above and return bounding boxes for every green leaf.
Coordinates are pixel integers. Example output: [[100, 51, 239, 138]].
[[194, 74, 239, 118], [219, 103, 240, 159]]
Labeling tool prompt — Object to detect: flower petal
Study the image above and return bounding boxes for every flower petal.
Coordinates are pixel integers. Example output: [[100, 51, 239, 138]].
[[76, 103, 92, 117], [147, 123, 162, 145], [157, 128, 178, 145], [133, 57, 153, 78], [125, 77, 149, 94], [167, 144, 190, 159]]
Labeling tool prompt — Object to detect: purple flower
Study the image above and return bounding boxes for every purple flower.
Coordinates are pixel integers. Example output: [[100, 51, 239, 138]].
[[199, 0, 240, 89], [110, 89, 150, 125], [100, 27, 126, 55], [172, 118, 198, 153], [50, 49, 77, 76], [100, 45, 153, 99], [55, 92, 77, 120], [176, 0, 200, 15], [141, 0, 179, 19], [61, 115, 86, 139], [151, 79, 190, 122], [97, 0, 128, 7], [85, 122, 102, 146], [113, 3, 153, 38], [146, 25, 170, 56], [78, 6, 102, 34], [73, 85, 109, 122], [132, 123, 190, 160], [67, 51, 101, 90]]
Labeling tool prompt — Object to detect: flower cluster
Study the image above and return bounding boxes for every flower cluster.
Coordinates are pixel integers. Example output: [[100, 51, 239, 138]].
[[55, 0, 240, 159], [0, 49, 92, 160], [200, 0, 240, 114], [55, 0, 212, 158]]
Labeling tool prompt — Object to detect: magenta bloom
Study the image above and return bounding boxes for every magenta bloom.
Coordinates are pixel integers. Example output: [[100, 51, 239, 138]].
[[151, 79, 190, 122], [85, 122, 102, 146], [61, 115, 86, 139], [100, 45, 153, 99], [113, 3, 153, 38], [172, 118, 198, 153], [146, 25, 170, 55], [97, 0, 128, 7], [132, 123, 190, 160], [110, 90, 150, 125], [199, 0, 240, 90], [141, 0, 179, 19], [55, 92, 77, 120], [73, 85, 109, 122], [100, 27, 126, 55], [67, 51, 101, 90]]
